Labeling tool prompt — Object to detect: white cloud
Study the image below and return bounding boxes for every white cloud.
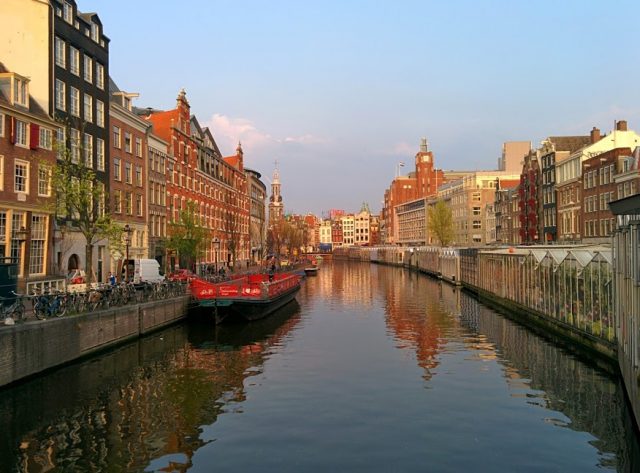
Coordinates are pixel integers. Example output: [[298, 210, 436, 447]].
[[204, 113, 325, 157]]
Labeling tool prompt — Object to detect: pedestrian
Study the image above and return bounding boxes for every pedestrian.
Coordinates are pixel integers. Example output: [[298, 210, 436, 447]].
[[108, 272, 116, 286]]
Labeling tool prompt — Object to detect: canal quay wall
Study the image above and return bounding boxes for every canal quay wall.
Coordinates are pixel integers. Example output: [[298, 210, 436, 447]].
[[334, 245, 640, 430], [0, 296, 190, 388]]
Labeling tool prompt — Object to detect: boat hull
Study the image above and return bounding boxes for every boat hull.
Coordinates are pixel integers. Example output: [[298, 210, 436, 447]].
[[191, 273, 301, 324], [304, 267, 319, 276]]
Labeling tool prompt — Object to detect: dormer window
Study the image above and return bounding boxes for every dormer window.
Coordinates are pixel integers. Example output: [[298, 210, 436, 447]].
[[63, 1, 73, 23], [123, 96, 131, 111], [11, 76, 29, 108], [91, 23, 99, 42]]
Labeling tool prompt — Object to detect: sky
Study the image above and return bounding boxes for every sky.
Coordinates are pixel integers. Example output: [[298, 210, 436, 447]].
[[81, 0, 640, 216]]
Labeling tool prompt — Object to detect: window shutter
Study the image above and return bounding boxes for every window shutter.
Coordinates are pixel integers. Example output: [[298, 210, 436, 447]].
[[30, 123, 40, 150], [9, 117, 15, 144]]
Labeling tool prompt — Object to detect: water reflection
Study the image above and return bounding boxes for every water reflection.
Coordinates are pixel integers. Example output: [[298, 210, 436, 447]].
[[374, 262, 640, 471], [0, 301, 301, 472]]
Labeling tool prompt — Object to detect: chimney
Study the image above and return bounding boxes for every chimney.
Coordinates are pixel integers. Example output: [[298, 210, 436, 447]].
[[616, 120, 628, 131], [590, 127, 601, 144]]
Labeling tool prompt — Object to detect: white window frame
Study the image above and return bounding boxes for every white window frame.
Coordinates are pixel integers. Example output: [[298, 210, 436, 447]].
[[15, 120, 28, 148], [0, 155, 4, 191], [14, 160, 29, 194], [96, 100, 104, 127], [70, 128, 80, 163], [113, 126, 121, 148], [83, 54, 93, 83], [135, 137, 142, 157], [83, 93, 93, 122], [63, 1, 73, 23], [96, 138, 105, 171], [70, 87, 80, 116], [70, 46, 80, 75], [83, 133, 93, 168], [55, 37, 66, 68], [124, 132, 132, 153], [114, 158, 121, 181], [96, 63, 104, 90], [0, 113, 4, 137], [39, 128, 52, 150], [38, 165, 51, 197], [55, 79, 66, 111]]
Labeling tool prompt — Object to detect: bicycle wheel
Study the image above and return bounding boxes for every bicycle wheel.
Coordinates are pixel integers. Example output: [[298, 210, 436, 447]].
[[55, 299, 67, 317], [34, 301, 47, 320], [12, 302, 25, 321]]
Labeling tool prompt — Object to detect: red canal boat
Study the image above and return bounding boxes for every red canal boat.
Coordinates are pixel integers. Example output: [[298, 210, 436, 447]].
[[190, 272, 302, 324]]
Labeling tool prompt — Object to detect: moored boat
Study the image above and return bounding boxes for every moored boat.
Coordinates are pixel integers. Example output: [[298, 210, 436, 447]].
[[190, 272, 301, 324], [304, 266, 319, 276]]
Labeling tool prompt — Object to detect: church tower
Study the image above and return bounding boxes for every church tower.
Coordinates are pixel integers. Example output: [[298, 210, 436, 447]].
[[269, 164, 284, 226]]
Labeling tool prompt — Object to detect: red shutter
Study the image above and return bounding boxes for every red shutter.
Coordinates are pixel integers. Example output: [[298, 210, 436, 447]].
[[9, 117, 15, 144], [30, 123, 40, 150]]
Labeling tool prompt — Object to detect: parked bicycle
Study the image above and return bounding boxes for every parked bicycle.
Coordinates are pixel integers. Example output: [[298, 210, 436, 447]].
[[0, 291, 26, 323], [32, 288, 68, 319]]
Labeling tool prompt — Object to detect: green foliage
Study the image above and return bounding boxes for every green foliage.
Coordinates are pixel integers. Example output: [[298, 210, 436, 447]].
[[428, 200, 454, 247], [167, 201, 209, 269], [51, 124, 122, 282]]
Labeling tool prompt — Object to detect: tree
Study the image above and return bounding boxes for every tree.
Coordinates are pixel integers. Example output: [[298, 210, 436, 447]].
[[167, 200, 209, 271], [428, 200, 454, 247], [51, 124, 122, 283]]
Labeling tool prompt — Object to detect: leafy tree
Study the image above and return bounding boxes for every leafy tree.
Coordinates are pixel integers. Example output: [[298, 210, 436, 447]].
[[428, 200, 454, 247], [51, 124, 122, 282], [167, 200, 209, 271]]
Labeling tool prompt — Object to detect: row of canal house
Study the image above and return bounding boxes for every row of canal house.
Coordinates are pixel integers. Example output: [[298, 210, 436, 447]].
[[0, 0, 265, 290], [500, 121, 640, 246]]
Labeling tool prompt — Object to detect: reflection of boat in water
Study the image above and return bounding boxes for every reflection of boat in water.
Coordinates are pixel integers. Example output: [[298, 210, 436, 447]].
[[190, 273, 302, 324], [304, 266, 319, 276]]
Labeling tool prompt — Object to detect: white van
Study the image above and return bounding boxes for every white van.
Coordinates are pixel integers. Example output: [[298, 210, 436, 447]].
[[123, 259, 164, 284]]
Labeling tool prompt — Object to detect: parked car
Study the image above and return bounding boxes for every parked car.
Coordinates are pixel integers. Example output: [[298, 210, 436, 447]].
[[167, 269, 195, 282]]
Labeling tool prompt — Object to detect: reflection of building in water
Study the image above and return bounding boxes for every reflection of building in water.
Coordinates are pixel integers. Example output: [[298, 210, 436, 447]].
[[3, 310, 301, 472], [458, 292, 640, 470], [317, 261, 378, 309], [380, 269, 460, 379]]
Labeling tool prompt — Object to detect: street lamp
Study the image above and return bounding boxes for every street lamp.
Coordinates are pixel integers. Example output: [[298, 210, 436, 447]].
[[15, 226, 28, 277], [124, 224, 132, 282], [212, 237, 220, 274]]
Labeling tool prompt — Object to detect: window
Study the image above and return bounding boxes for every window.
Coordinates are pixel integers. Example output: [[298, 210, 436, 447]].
[[70, 128, 80, 162], [38, 166, 50, 196], [472, 206, 481, 216], [62, 1, 73, 23], [83, 133, 93, 167], [125, 192, 132, 215], [70, 47, 80, 75], [125, 162, 132, 184], [135, 137, 142, 157], [55, 37, 66, 68], [124, 132, 132, 153], [135, 165, 142, 186], [15, 120, 28, 147], [28, 214, 46, 275], [55, 79, 66, 111], [96, 63, 104, 90], [113, 189, 122, 213], [113, 126, 121, 148], [56, 127, 65, 158], [113, 158, 121, 181], [91, 22, 99, 42], [83, 93, 92, 122], [96, 138, 105, 171], [11, 213, 24, 271], [14, 160, 29, 193], [136, 194, 143, 216], [0, 156, 4, 191], [70, 87, 80, 116], [39, 128, 52, 150], [83, 55, 92, 83], [13, 78, 28, 107], [96, 100, 104, 127]]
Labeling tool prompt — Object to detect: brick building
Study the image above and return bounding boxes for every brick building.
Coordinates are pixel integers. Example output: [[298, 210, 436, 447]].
[[0, 64, 58, 284]]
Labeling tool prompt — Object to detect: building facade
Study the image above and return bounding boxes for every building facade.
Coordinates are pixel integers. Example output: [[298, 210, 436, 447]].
[[245, 168, 267, 263]]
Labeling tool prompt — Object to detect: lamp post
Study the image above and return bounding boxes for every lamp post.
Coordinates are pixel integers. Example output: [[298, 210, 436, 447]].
[[124, 224, 132, 282], [15, 226, 28, 278], [212, 237, 220, 274]]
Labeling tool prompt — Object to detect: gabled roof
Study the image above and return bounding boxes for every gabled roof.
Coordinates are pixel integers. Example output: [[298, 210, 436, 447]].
[[0, 62, 50, 120], [547, 136, 591, 153]]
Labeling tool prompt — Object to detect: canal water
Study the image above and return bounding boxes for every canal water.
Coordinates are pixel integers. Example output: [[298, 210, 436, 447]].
[[1, 261, 639, 472]]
